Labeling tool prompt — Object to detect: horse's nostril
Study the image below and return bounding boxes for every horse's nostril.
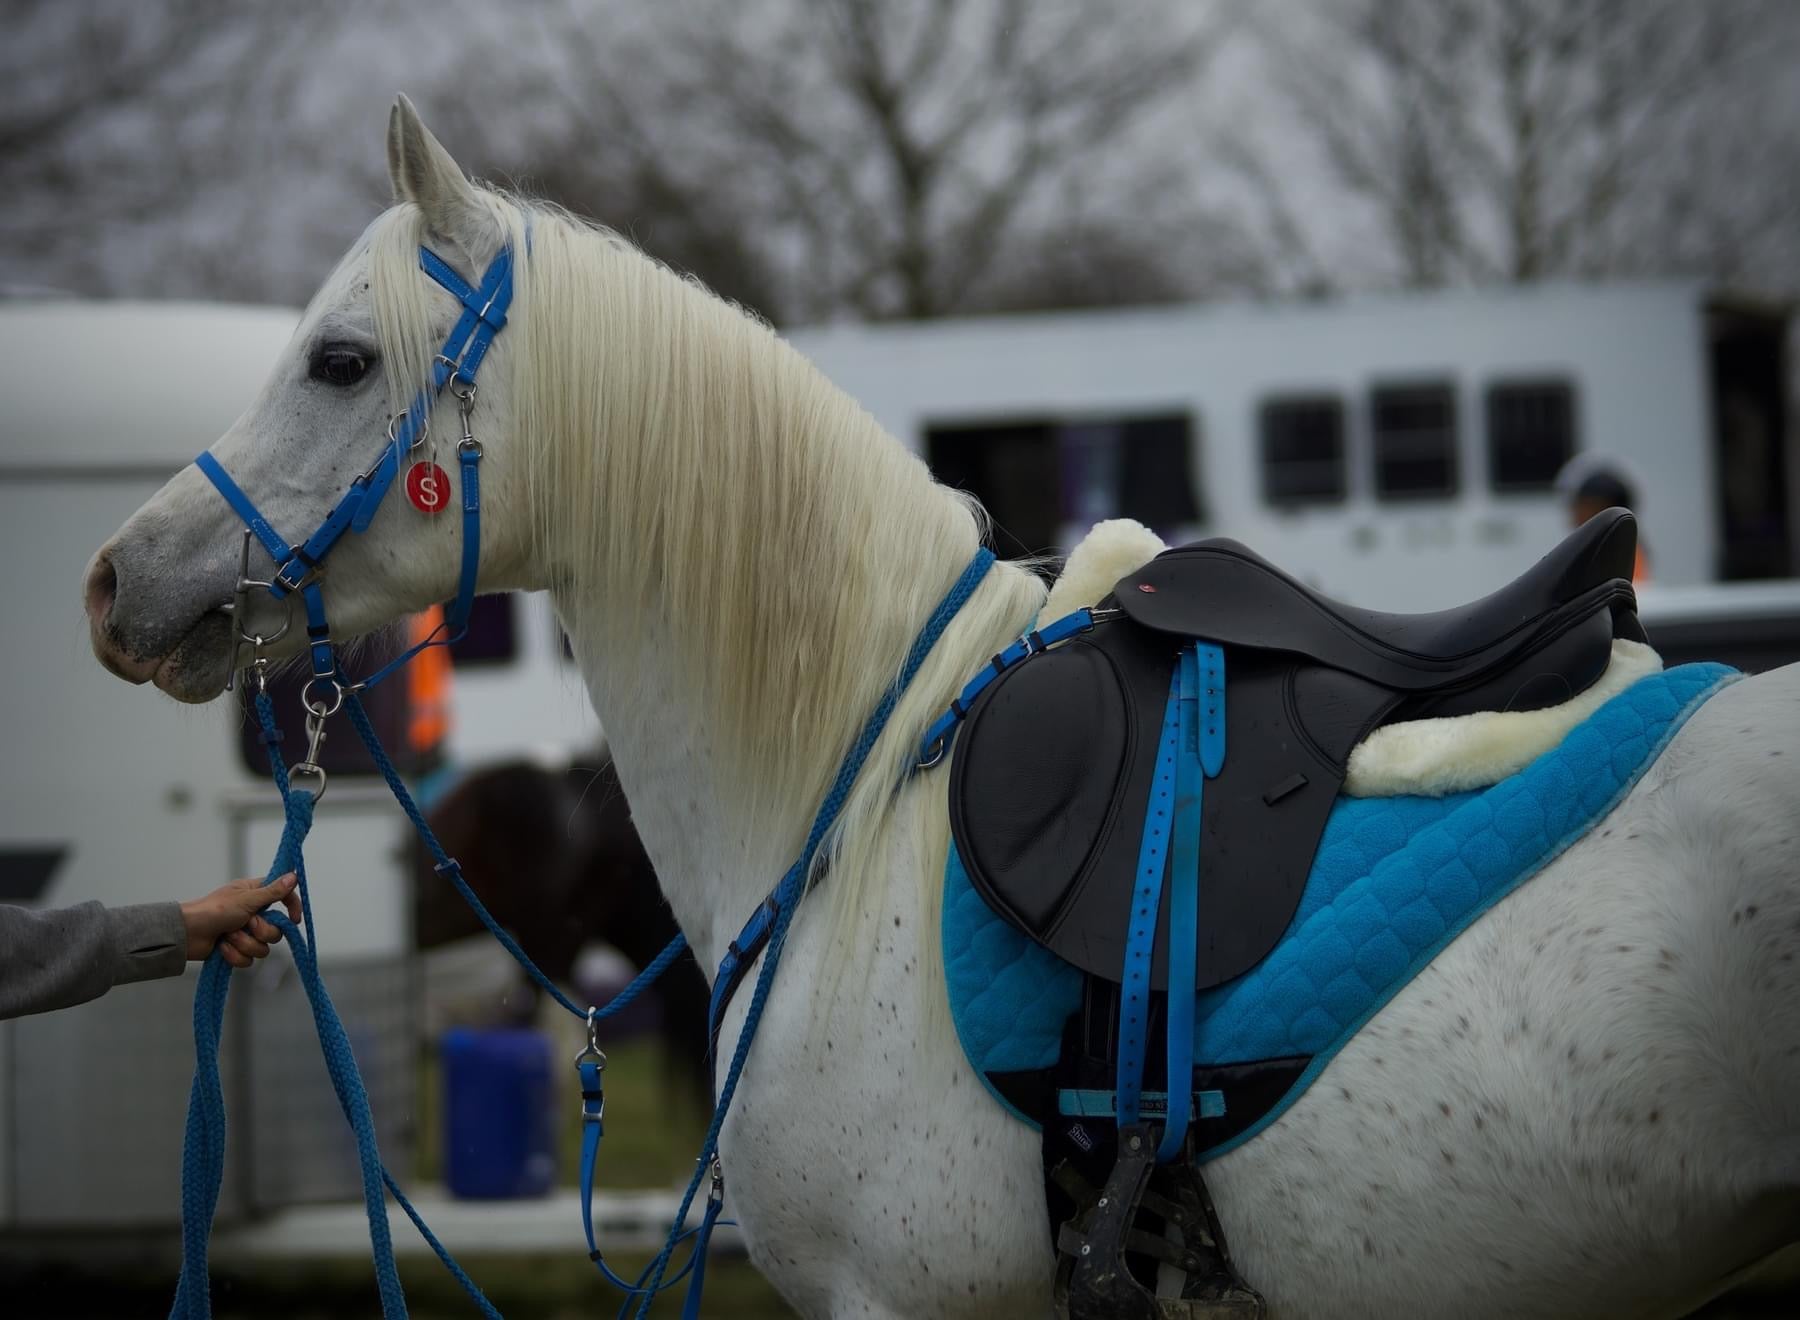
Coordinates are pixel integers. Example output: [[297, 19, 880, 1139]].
[[84, 554, 119, 627]]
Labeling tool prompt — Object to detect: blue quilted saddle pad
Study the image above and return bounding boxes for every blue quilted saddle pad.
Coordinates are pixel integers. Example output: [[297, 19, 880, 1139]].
[[943, 662, 1737, 1160]]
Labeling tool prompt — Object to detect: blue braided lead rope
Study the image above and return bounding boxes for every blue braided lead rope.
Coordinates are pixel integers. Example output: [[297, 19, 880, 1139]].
[[171, 693, 507, 1320], [176, 684, 686, 1318], [346, 690, 704, 1307], [172, 694, 412, 1317], [342, 693, 686, 1027], [171, 694, 315, 1317], [632, 545, 996, 1314]]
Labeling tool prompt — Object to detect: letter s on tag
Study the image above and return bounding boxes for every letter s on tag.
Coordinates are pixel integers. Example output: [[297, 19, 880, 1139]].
[[406, 461, 451, 515]]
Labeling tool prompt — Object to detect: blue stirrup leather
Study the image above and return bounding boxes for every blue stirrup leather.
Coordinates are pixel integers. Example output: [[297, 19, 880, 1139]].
[[1113, 672, 1182, 1130], [1157, 642, 1225, 1163]]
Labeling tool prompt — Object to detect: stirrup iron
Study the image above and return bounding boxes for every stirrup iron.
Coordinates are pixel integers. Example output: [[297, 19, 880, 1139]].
[[1052, 1124, 1265, 1320]]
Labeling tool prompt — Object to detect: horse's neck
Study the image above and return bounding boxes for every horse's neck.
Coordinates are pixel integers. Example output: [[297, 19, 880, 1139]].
[[558, 579, 930, 973], [551, 613, 716, 964], [548, 491, 996, 970], [522, 249, 1042, 974]]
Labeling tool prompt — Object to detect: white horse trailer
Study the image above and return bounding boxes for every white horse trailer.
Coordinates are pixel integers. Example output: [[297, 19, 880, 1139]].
[[0, 301, 418, 1242], [789, 279, 1795, 608]]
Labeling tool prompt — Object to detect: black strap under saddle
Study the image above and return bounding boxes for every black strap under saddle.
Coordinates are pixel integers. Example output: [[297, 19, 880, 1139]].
[[949, 508, 1643, 995]]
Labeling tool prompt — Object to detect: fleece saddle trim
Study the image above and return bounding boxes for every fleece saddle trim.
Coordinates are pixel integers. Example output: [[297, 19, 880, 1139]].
[[1043, 519, 1663, 800], [1344, 638, 1664, 797], [943, 662, 1738, 1161]]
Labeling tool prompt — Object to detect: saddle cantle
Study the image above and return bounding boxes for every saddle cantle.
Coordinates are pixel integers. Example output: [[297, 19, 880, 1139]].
[[949, 507, 1642, 995]]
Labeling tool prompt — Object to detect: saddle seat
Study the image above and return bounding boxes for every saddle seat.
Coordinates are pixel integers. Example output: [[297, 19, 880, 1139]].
[[1117, 508, 1644, 718], [948, 510, 1644, 995]]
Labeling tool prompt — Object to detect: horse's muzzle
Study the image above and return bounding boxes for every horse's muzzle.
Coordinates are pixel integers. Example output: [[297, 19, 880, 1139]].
[[84, 551, 158, 684]]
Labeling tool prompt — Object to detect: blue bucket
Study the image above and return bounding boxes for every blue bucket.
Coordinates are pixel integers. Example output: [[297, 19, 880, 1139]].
[[440, 1027, 558, 1199]]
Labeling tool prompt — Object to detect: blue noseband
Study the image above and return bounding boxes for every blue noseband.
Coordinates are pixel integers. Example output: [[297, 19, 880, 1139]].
[[196, 242, 515, 686]]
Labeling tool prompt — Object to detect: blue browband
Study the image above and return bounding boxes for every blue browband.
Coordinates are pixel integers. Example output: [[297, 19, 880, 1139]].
[[196, 242, 515, 684]]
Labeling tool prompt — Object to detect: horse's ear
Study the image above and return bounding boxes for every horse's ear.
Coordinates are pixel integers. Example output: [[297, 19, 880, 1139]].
[[386, 94, 495, 251]]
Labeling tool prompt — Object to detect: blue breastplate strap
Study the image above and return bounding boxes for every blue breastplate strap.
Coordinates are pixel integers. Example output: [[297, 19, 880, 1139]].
[[195, 242, 513, 682], [917, 607, 1095, 767], [657, 545, 995, 1315], [707, 549, 1000, 1065]]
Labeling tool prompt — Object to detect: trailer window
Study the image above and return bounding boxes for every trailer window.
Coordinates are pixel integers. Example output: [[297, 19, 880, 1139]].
[[1260, 395, 1346, 506], [447, 593, 518, 666], [926, 413, 1201, 558], [1486, 379, 1575, 492], [1371, 381, 1458, 500]]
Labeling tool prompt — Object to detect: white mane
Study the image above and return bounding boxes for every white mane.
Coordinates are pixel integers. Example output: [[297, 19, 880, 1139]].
[[365, 192, 1046, 997]]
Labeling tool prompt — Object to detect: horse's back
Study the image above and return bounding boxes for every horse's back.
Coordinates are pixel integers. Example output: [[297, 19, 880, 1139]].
[[1203, 659, 1800, 1318]]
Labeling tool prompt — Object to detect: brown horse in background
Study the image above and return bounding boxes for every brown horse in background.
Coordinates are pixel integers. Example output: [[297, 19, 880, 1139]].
[[411, 750, 712, 1110]]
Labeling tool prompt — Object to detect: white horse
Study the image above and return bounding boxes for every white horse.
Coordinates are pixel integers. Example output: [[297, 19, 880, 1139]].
[[84, 99, 1800, 1318]]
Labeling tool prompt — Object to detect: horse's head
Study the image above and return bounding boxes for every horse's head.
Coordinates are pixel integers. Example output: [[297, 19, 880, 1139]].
[[84, 97, 529, 701]]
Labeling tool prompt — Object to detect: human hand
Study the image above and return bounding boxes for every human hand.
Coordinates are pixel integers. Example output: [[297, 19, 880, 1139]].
[[179, 874, 303, 968]]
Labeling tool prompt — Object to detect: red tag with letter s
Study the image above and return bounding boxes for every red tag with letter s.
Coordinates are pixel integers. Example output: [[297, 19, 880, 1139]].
[[405, 461, 451, 515]]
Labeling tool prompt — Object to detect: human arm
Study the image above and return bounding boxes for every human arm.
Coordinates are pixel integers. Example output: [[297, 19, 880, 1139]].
[[0, 874, 300, 1021]]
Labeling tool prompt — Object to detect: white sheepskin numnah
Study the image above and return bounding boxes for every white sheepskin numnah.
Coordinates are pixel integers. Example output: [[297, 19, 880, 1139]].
[[1046, 521, 1664, 799], [1343, 638, 1663, 797], [1043, 517, 1168, 619]]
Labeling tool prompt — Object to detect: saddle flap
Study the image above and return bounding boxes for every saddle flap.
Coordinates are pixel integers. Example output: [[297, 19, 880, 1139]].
[[950, 638, 1131, 933], [950, 622, 1391, 993]]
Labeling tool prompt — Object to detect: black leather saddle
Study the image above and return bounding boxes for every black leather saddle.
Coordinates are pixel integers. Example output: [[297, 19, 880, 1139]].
[[949, 509, 1643, 994], [936, 511, 1642, 1317]]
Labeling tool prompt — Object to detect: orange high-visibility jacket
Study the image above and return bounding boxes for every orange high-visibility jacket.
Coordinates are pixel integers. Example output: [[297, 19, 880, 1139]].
[[407, 606, 453, 753]]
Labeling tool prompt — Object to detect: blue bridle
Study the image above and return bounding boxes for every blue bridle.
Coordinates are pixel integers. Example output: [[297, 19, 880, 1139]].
[[196, 242, 515, 690]]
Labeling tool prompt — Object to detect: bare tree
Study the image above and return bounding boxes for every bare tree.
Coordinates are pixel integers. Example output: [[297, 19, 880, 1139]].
[[1240, 0, 1800, 295], [467, 0, 1243, 323], [0, 2, 238, 294], [0, 4, 479, 304]]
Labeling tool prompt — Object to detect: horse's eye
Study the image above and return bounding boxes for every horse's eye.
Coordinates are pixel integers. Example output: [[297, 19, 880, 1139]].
[[311, 345, 373, 388]]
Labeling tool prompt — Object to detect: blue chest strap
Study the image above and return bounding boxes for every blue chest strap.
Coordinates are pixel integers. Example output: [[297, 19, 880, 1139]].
[[916, 607, 1096, 768]]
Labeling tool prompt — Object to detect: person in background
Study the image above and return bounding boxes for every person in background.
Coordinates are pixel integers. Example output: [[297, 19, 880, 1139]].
[[0, 874, 301, 1021], [1558, 457, 1651, 585]]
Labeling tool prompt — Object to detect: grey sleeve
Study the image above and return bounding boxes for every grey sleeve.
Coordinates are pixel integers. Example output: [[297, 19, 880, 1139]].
[[0, 900, 187, 1021]]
